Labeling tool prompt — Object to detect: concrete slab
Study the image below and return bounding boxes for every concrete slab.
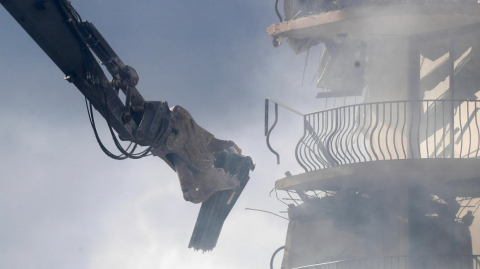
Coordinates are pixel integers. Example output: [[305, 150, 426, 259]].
[[267, 4, 480, 40], [276, 159, 480, 194]]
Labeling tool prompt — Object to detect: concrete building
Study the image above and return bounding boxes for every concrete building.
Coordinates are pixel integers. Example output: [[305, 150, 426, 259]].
[[265, 1, 480, 268]]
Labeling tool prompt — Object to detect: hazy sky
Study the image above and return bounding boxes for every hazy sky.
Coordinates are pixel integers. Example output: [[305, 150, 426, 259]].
[[0, 1, 326, 268]]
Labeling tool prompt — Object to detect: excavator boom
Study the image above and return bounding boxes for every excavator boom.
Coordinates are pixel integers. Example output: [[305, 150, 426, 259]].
[[0, 0, 254, 251]]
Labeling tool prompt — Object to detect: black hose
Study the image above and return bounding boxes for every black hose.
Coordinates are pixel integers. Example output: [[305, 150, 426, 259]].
[[101, 90, 165, 159], [86, 98, 128, 160], [270, 246, 285, 269], [275, 0, 283, 22], [63, 0, 163, 161]]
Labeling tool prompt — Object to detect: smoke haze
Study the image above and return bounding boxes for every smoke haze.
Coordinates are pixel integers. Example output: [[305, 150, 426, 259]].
[[0, 0, 326, 268]]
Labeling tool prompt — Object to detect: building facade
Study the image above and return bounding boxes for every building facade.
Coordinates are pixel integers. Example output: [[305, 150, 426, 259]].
[[266, 1, 480, 268]]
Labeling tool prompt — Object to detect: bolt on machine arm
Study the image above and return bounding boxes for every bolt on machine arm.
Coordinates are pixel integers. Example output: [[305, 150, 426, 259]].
[[1, 0, 254, 251]]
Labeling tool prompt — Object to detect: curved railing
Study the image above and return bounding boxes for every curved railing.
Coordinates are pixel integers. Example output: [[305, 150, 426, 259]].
[[265, 99, 480, 172], [293, 255, 480, 269]]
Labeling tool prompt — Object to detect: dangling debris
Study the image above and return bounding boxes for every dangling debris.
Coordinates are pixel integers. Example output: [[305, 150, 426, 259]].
[[189, 152, 255, 251]]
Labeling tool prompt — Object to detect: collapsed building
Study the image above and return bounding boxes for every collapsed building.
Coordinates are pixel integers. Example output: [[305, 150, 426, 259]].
[[266, 1, 480, 268]]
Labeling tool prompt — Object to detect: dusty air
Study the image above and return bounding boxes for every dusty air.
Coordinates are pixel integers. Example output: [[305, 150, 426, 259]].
[[1, 0, 480, 268]]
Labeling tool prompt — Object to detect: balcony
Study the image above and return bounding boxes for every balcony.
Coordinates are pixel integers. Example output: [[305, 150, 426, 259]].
[[266, 99, 480, 192], [269, 1, 480, 43], [293, 255, 480, 269]]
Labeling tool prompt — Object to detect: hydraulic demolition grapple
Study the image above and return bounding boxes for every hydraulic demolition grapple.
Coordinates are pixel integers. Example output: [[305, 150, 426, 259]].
[[1, 0, 254, 251]]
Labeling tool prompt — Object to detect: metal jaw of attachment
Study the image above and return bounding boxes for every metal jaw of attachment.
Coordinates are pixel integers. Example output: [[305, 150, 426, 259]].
[[132, 101, 253, 202], [147, 104, 252, 204]]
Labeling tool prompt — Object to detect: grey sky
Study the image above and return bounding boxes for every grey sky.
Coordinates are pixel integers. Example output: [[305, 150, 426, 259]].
[[0, 1, 326, 268]]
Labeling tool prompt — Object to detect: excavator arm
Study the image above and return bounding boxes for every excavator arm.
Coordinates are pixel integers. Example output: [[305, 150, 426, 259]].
[[1, 0, 254, 251]]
